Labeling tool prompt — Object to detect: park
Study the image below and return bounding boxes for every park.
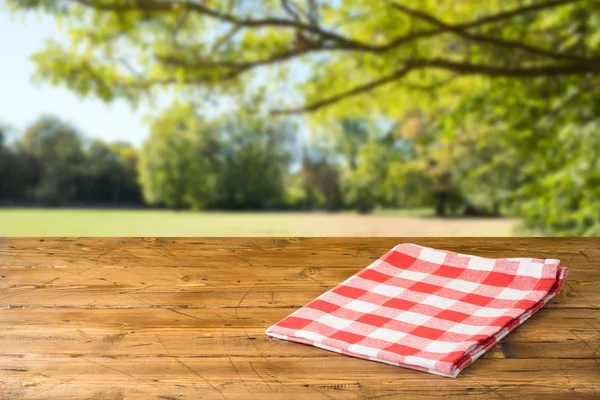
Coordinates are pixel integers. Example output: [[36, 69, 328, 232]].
[[1, 0, 599, 237]]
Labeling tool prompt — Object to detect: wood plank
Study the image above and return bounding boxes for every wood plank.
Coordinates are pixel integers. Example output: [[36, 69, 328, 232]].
[[0, 266, 347, 293], [0, 266, 596, 309], [0, 356, 598, 400], [1, 237, 598, 270], [0, 308, 597, 359], [0, 278, 595, 309]]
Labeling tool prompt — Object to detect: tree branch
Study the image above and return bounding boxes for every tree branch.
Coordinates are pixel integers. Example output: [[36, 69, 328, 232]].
[[388, 0, 598, 64], [171, 7, 190, 49], [379, 0, 582, 52], [70, 0, 590, 78], [209, 25, 242, 54], [71, 0, 581, 56], [156, 45, 334, 70], [272, 59, 600, 114], [280, 0, 301, 22], [70, 0, 373, 50], [457, 0, 581, 29], [123, 64, 249, 89], [271, 66, 415, 115], [400, 76, 457, 92], [420, 58, 600, 76], [50, 0, 598, 115]]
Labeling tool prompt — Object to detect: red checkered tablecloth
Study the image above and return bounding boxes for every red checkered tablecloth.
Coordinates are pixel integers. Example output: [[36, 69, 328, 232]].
[[266, 243, 568, 377]]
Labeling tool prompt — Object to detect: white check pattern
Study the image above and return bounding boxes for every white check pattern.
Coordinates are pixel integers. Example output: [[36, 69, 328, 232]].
[[266, 243, 568, 377]]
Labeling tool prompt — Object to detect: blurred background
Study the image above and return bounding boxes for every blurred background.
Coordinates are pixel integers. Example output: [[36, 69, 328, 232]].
[[0, 0, 598, 237]]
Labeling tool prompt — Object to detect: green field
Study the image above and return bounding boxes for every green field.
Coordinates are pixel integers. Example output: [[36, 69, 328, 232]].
[[0, 209, 518, 236]]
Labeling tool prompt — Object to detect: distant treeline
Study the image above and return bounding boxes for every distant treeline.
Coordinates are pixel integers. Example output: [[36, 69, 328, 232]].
[[0, 113, 443, 212], [0, 117, 142, 207]]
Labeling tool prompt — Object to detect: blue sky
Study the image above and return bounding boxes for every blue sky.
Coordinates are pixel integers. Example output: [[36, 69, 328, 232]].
[[0, 5, 150, 146]]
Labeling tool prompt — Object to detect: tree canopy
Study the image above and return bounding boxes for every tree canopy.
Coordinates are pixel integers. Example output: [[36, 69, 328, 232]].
[[0, 116, 142, 206], [139, 103, 297, 210], [7, 0, 600, 116]]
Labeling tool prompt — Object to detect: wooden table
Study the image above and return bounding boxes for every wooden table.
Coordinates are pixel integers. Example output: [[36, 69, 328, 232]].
[[0, 238, 598, 399]]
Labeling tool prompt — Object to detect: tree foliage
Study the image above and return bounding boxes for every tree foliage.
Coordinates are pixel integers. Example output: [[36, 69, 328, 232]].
[[7, 0, 600, 115], [212, 117, 295, 209], [19, 116, 86, 205], [0, 123, 36, 202], [82, 140, 143, 203], [139, 104, 217, 209], [445, 75, 600, 235], [300, 149, 343, 211], [0, 116, 142, 206], [138, 104, 296, 210]]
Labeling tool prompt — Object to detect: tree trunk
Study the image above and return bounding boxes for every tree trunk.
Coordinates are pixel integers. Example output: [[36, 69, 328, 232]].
[[435, 192, 447, 217]]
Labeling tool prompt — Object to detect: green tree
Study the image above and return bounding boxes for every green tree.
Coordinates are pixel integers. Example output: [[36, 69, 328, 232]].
[[306, 118, 416, 213], [445, 75, 600, 235], [331, 118, 402, 213], [83, 140, 143, 204], [337, 119, 372, 213], [19, 116, 86, 206], [0, 124, 33, 202], [0, 125, 5, 148], [383, 161, 434, 210], [7, 0, 599, 115], [301, 148, 343, 211], [139, 104, 217, 209], [110, 142, 144, 203], [139, 104, 295, 210], [213, 118, 295, 209]]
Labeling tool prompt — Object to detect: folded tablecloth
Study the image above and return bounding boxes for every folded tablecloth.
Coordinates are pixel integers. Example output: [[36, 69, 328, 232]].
[[266, 243, 568, 377]]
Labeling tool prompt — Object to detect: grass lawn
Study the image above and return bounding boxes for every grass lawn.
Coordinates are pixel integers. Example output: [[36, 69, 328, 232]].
[[0, 208, 519, 236]]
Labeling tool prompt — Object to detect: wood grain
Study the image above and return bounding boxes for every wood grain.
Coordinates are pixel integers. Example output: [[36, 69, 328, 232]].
[[0, 237, 598, 399]]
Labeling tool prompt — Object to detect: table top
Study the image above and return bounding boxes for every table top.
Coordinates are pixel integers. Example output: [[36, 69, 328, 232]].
[[0, 237, 598, 399]]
